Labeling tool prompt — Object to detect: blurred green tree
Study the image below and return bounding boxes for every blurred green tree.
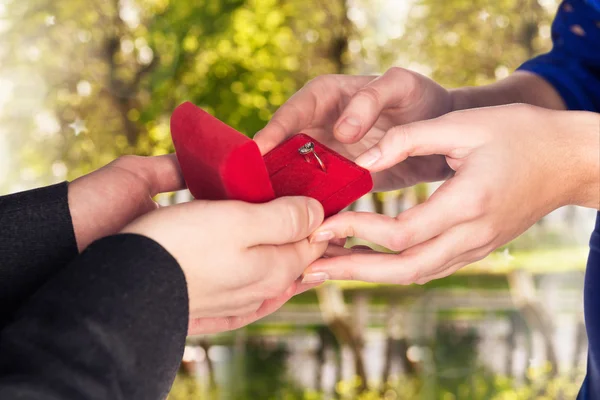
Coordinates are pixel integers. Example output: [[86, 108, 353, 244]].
[[0, 0, 349, 189], [397, 0, 555, 87]]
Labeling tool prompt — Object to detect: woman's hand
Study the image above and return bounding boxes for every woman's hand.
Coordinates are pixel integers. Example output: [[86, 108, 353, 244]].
[[303, 105, 600, 284], [68, 154, 186, 251], [254, 68, 454, 190], [122, 196, 328, 334]]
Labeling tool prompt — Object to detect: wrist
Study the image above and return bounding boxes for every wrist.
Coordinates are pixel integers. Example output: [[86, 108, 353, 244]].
[[449, 84, 517, 111], [449, 87, 474, 112], [67, 179, 94, 252], [556, 111, 600, 209], [449, 72, 567, 112]]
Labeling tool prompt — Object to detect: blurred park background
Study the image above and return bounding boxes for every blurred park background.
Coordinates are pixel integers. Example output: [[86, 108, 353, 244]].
[[1, 0, 598, 398]]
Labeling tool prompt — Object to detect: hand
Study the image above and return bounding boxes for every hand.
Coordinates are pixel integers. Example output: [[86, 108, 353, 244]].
[[303, 105, 600, 284], [254, 68, 454, 190], [122, 196, 328, 334], [68, 154, 186, 251]]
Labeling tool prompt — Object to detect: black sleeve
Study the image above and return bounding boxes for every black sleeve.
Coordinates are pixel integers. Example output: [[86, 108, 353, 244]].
[[0, 182, 78, 328], [0, 234, 189, 400]]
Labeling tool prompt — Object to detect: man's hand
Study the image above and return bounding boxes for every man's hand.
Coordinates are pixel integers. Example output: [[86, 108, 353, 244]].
[[302, 105, 600, 284], [254, 68, 454, 190], [68, 154, 186, 251], [122, 196, 328, 334]]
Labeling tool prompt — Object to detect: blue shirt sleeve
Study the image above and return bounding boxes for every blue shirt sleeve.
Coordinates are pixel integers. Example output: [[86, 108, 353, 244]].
[[517, 0, 600, 112]]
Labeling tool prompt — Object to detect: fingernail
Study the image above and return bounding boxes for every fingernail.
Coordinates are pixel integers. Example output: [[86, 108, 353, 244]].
[[301, 272, 330, 284], [307, 199, 323, 230], [355, 146, 381, 168], [337, 117, 361, 138], [310, 230, 335, 243]]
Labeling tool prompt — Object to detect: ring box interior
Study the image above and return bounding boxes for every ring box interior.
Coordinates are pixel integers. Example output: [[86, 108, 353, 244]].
[[170, 102, 373, 217]]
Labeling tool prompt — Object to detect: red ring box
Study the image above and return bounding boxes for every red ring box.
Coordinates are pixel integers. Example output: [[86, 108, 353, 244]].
[[170, 102, 373, 217]]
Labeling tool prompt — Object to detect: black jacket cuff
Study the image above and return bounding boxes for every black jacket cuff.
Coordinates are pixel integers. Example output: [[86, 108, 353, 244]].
[[0, 182, 78, 327]]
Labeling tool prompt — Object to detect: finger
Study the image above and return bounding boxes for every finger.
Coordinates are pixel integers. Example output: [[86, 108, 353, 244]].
[[333, 68, 421, 143], [143, 154, 187, 194], [244, 197, 325, 246], [295, 281, 322, 295], [254, 75, 376, 153], [309, 179, 475, 253], [371, 155, 453, 191], [415, 262, 469, 285], [253, 88, 317, 154], [324, 244, 352, 258], [323, 244, 376, 259], [203, 301, 263, 318], [305, 223, 488, 284], [330, 237, 347, 247], [355, 117, 480, 171], [414, 242, 494, 284], [250, 238, 328, 296], [188, 288, 295, 335]]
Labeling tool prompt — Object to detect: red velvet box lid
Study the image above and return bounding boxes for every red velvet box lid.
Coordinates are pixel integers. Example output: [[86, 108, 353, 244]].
[[171, 102, 373, 217]]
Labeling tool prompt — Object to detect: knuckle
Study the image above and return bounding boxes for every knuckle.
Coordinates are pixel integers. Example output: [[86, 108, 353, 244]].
[[355, 86, 382, 108], [240, 302, 262, 315], [387, 232, 408, 252], [341, 212, 360, 238], [469, 246, 493, 263], [287, 100, 311, 125], [464, 190, 490, 218], [415, 276, 431, 285], [403, 269, 421, 285], [305, 75, 330, 89], [389, 266, 420, 285], [110, 155, 142, 169], [338, 268, 356, 281], [264, 274, 293, 298], [389, 216, 412, 251], [470, 251, 488, 263], [386, 66, 408, 77], [512, 103, 536, 115], [224, 316, 235, 331], [478, 226, 499, 247], [281, 201, 307, 241], [387, 124, 412, 153], [482, 243, 499, 258], [386, 67, 419, 98]]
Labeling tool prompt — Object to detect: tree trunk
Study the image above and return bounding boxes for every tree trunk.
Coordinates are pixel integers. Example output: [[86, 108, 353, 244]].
[[505, 312, 518, 378], [315, 327, 328, 391], [508, 270, 558, 378], [572, 318, 587, 376], [316, 284, 369, 393]]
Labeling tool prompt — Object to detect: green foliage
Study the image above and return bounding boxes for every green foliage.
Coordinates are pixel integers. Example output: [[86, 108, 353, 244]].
[[167, 370, 204, 400], [233, 339, 304, 400], [168, 369, 584, 399], [399, 0, 556, 87], [1, 0, 349, 189]]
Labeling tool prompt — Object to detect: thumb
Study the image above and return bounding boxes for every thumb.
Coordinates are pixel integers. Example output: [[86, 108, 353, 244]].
[[245, 197, 324, 246], [354, 116, 478, 172]]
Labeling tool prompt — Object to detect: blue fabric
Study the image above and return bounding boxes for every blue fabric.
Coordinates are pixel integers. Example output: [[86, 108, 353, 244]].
[[582, 218, 600, 398], [586, 0, 600, 12], [518, 0, 600, 111], [517, 1, 600, 397]]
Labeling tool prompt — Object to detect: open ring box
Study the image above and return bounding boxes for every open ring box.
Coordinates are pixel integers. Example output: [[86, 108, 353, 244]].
[[170, 102, 373, 217]]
